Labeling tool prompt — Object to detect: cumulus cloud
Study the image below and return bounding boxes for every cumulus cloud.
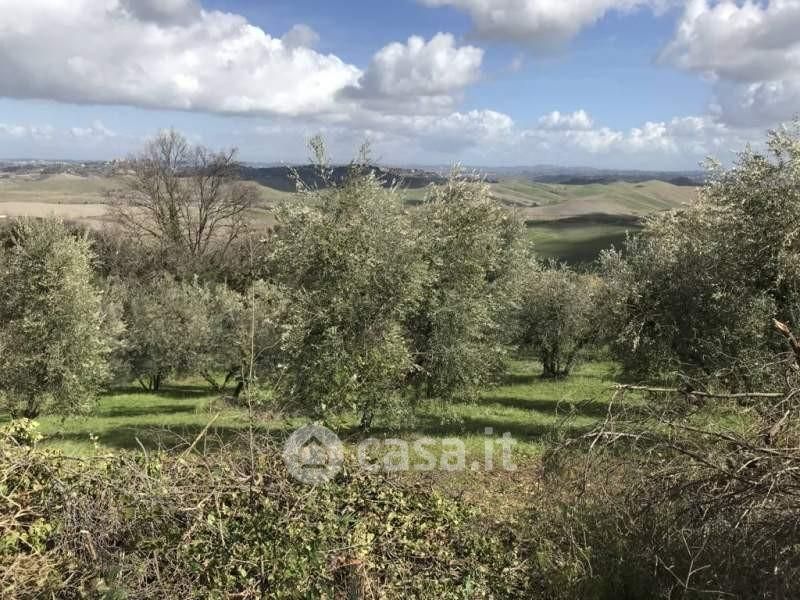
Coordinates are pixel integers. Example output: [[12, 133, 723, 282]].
[[419, 0, 667, 49], [516, 110, 744, 167], [661, 0, 800, 127], [342, 33, 483, 113], [383, 109, 514, 151], [281, 24, 320, 49], [70, 120, 116, 140], [119, 0, 201, 25], [0, 0, 361, 117], [538, 109, 594, 130], [0, 123, 55, 141]]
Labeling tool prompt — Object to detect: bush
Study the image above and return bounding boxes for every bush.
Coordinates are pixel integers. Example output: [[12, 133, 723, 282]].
[[198, 280, 286, 396], [517, 262, 605, 378], [602, 124, 800, 388], [0, 428, 525, 599], [522, 387, 800, 600], [0, 219, 121, 417]]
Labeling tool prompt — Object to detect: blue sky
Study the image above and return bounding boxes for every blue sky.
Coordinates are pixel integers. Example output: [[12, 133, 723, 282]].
[[0, 1, 797, 168]]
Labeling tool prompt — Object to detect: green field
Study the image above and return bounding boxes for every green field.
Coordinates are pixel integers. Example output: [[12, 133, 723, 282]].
[[31, 360, 619, 459], [526, 216, 643, 264]]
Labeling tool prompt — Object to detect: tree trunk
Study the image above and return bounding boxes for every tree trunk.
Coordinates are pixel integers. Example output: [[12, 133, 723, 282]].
[[149, 373, 162, 392], [360, 408, 374, 431], [22, 398, 40, 419]]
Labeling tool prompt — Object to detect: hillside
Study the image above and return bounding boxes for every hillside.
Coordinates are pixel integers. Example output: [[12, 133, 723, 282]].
[[507, 179, 696, 220], [0, 169, 697, 263]]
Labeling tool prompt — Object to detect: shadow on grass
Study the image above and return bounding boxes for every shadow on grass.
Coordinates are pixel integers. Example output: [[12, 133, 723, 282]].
[[499, 370, 615, 387], [339, 413, 594, 445], [500, 372, 541, 386], [480, 395, 613, 418], [107, 383, 216, 400], [95, 404, 200, 419], [47, 422, 260, 452]]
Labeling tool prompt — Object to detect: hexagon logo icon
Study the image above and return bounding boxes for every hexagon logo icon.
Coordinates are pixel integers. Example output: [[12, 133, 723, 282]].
[[282, 424, 344, 485]]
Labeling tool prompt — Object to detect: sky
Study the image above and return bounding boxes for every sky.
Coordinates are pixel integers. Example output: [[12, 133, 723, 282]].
[[0, 0, 798, 169]]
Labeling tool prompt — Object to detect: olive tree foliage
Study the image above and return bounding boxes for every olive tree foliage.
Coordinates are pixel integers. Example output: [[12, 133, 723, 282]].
[[119, 275, 211, 392], [118, 273, 284, 394], [197, 280, 286, 396], [0, 219, 122, 418], [269, 153, 426, 427], [408, 175, 527, 401], [602, 124, 800, 388], [517, 262, 605, 379], [110, 130, 259, 278]]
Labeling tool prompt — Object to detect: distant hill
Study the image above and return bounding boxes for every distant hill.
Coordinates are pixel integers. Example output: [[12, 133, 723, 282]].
[[466, 165, 706, 186], [238, 165, 447, 192], [0, 162, 699, 265], [488, 179, 695, 220]]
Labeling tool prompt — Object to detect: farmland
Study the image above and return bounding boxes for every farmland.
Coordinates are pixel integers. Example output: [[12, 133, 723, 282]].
[[0, 169, 695, 263]]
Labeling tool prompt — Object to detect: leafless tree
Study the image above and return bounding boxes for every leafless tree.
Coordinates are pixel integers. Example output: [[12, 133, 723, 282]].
[[110, 130, 258, 276]]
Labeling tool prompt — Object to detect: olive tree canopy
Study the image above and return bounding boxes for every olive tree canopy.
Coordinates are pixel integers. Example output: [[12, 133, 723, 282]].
[[603, 124, 800, 388], [0, 219, 121, 417]]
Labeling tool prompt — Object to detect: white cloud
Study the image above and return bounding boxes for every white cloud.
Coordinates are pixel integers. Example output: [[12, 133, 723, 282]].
[[281, 24, 320, 50], [538, 109, 594, 130], [515, 111, 748, 167], [343, 33, 483, 114], [385, 109, 514, 151], [0, 0, 361, 118], [419, 0, 667, 49], [70, 120, 116, 140], [661, 0, 800, 127], [0, 123, 55, 141], [119, 0, 201, 25], [0, 124, 30, 139]]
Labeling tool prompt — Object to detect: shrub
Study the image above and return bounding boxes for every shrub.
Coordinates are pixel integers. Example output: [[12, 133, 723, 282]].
[[0, 219, 121, 417], [523, 386, 800, 600], [0, 429, 525, 598], [198, 280, 286, 396], [119, 274, 211, 391]]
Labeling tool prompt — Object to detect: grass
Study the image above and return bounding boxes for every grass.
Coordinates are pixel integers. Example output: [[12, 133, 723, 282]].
[[30, 360, 620, 459], [526, 217, 643, 264]]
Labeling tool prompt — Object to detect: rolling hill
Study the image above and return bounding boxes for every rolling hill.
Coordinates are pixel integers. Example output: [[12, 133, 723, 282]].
[[0, 167, 698, 264]]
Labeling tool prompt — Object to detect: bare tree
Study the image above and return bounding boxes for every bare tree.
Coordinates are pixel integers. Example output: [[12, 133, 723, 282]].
[[111, 130, 258, 276]]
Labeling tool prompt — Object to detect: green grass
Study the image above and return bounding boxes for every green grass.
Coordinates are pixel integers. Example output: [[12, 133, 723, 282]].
[[30, 360, 620, 459], [526, 218, 643, 264]]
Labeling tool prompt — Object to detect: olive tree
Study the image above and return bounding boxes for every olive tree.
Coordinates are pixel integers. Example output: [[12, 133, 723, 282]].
[[270, 159, 425, 427], [0, 219, 121, 417], [407, 174, 527, 401], [198, 280, 286, 397], [120, 274, 211, 391], [602, 124, 800, 387], [517, 262, 605, 379]]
